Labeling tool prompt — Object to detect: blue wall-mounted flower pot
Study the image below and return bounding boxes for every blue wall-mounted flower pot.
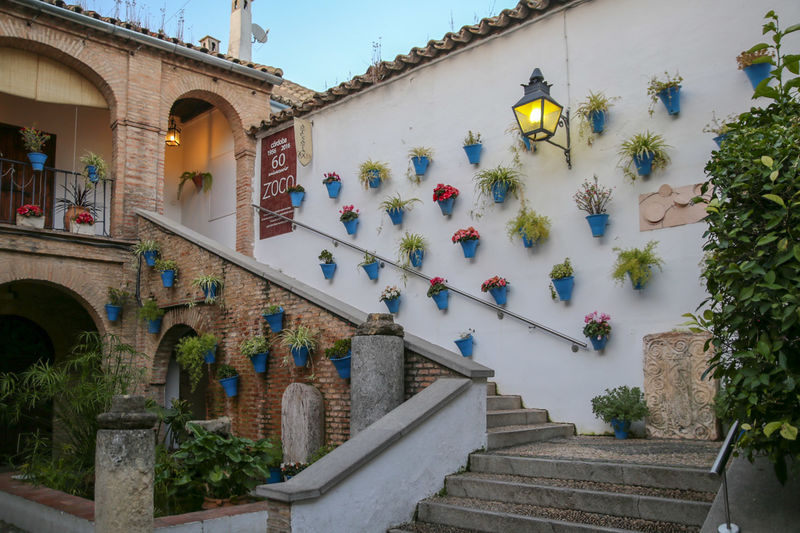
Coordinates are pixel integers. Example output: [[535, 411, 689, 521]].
[[250, 351, 269, 373], [589, 335, 608, 351], [586, 214, 609, 238], [611, 418, 631, 440], [342, 218, 359, 235], [743, 62, 772, 90], [521, 234, 534, 248], [202, 283, 218, 301], [87, 165, 98, 183], [387, 208, 404, 225], [460, 239, 478, 258], [590, 110, 606, 134], [204, 345, 217, 364], [437, 197, 455, 216], [289, 191, 305, 207], [488, 286, 507, 306], [331, 353, 351, 379], [657, 85, 681, 115], [633, 153, 654, 176], [384, 296, 400, 314], [463, 143, 482, 164], [267, 466, 282, 484], [712, 133, 730, 148], [325, 181, 341, 198], [105, 304, 121, 322], [409, 249, 424, 268], [27, 152, 47, 171], [219, 375, 239, 397], [411, 156, 429, 176], [362, 261, 379, 280], [143, 250, 158, 267], [431, 290, 449, 310], [552, 276, 574, 301], [522, 136, 533, 152], [291, 346, 309, 367], [367, 169, 381, 188], [320, 262, 337, 280], [147, 317, 162, 334], [161, 269, 175, 288], [454, 335, 474, 357], [491, 182, 509, 203], [263, 308, 284, 332]]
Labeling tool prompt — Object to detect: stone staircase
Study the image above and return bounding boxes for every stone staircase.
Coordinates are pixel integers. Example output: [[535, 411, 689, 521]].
[[390, 383, 720, 533]]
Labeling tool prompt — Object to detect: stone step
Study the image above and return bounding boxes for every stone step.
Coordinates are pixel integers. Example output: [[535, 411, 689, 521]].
[[389, 525, 479, 533], [486, 395, 521, 410], [487, 408, 548, 428], [487, 423, 574, 450], [486, 382, 497, 396], [469, 454, 721, 493], [444, 473, 712, 526]]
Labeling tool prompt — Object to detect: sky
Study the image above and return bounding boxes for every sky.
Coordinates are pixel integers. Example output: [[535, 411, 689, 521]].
[[82, 1, 505, 91]]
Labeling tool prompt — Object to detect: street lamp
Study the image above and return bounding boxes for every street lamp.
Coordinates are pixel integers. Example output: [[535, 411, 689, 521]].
[[165, 116, 181, 146]]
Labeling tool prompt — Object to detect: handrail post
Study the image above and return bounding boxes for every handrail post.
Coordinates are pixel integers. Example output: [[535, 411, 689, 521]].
[[711, 420, 740, 533]]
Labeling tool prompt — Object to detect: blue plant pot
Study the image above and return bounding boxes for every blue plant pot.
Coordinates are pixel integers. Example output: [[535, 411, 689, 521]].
[[551, 276, 574, 301], [657, 85, 681, 115], [267, 466, 282, 484], [712, 133, 729, 148], [367, 170, 381, 188], [105, 304, 121, 322], [454, 335, 474, 357], [250, 351, 268, 373], [611, 418, 631, 440], [411, 156, 430, 176], [361, 261, 379, 280], [387, 208, 404, 225], [589, 110, 606, 134], [409, 249, 423, 268], [431, 290, 449, 310], [463, 143, 482, 164], [219, 375, 239, 397], [87, 165, 99, 183], [320, 262, 337, 280], [589, 335, 608, 351], [488, 285, 507, 306], [460, 239, 479, 258], [383, 296, 400, 314], [342, 218, 359, 235], [331, 353, 351, 379], [289, 191, 305, 207], [291, 346, 309, 367], [204, 345, 217, 364], [491, 182, 509, 203], [202, 283, 218, 301], [633, 153, 654, 176], [161, 269, 175, 288], [263, 308, 284, 332], [437, 197, 455, 216], [586, 214, 609, 238], [147, 317, 162, 334], [521, 234, 534, 248], [629, 269, 650, 290], [522, 136, 532, 152], [743, 62, 772, 90], [27, 152, 47, 171], [143, 250, 158, 267], [325, 180, 341, 198]]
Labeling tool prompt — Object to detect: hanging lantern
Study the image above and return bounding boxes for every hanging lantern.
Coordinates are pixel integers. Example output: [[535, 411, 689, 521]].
[[165, 116, 181, 146]]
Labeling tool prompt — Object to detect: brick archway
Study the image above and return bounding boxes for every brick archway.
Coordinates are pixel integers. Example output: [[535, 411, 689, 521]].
[[149, 306, 216, 386]]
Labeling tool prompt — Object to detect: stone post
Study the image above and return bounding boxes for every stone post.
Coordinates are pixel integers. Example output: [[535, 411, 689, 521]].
[[350, 313, 405, 435], [95, 395, 157, 533]]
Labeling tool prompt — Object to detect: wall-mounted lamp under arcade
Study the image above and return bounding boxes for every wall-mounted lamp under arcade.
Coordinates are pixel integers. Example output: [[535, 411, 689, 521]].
[[165, 116, 181, 147]]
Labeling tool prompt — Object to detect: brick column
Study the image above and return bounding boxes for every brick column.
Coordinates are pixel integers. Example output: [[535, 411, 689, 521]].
[[235, 144, 257, 256]]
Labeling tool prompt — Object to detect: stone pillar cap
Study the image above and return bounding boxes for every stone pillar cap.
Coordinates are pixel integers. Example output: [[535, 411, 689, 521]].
[[97, 395, 158, 429], [354, 313, 404, 337]]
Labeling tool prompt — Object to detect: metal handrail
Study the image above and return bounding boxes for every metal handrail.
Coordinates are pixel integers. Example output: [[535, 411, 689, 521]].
[[253, 204, 588, 351], [710, 420, 741, 533]]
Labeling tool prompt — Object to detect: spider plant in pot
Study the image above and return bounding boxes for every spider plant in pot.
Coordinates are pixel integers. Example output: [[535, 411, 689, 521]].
[[325, 338, 352, 379], [132, 239, 161, 267], [262, 304, 285, 332], [574, 175, 613, 237], [646, 71, 683, 116], [20, 125, 51, 170], [216, 364, 239, 397], [618, 131, 671, 180], [454, 328, 475, 357], [358, 159, 391, 189], [191, 274, 223, 303], [79, 151, 108, 184], [506, 206, 551, 248], [397, 232, 427, 269], [612, 240, 663, 290], [575, 91, 619, 143], [288, 184, 305, 208], [408, 146, 434, 181], [379, 285, 401, 314], [154, 259, 178, 288], [280, 325, 318, 367], [177, 171, 213, 199], [358, 251, 380, 281], [474, 165, 523, 204], [240, 334, 272, 374], [379, 193, 421, 226], [138, 298, 165, 334], [591, 385, 649, 439], [463, 130, 483, 164], [549, 258, 574, 302], [176, 333, 218, 391], [318, 249, 336, 280], [105, 286, 130, 322], [57, 183, 94, 231], [737, 46, 774, 90]]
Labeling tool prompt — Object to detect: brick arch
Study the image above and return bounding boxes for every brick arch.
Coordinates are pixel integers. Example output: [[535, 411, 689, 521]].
[[150, 306, 215, 385]]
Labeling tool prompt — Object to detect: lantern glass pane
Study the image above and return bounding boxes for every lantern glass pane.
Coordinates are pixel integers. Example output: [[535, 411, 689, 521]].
[[542, 99, 563, 135]]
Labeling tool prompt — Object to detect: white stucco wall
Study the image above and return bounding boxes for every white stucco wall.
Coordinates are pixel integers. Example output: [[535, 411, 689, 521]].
[[253, 0, 800, 433]]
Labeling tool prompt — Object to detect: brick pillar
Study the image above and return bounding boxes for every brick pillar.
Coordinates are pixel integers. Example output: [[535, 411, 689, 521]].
[[235, 144, 256, 256]]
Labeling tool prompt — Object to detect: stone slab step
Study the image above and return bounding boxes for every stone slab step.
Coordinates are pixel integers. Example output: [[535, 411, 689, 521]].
[[389, 525, 480, 533], [486, 382, 497, 396], [487, 395, 521, 410], [469, 454, 721, 493], [487, 408, 548, 428], [445, 474, 711, 526], [487, 423, 574, 450]]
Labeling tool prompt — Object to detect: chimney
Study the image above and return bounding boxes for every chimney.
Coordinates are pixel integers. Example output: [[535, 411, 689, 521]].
[[199, 35, 221, 53], [229, 0, 252, 61]]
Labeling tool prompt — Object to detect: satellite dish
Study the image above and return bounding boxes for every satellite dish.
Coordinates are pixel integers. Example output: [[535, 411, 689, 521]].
[[252, 23, 269, 43]]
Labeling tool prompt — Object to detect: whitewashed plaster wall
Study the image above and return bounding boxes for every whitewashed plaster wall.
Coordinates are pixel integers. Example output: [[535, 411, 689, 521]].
[[254, 0, 800, 433]]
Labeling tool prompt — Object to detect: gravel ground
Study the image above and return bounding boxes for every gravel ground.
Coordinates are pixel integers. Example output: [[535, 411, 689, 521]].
[[495, 436, 719, 469], [458, 472, 716, 502], [430, 496, 700, 533]]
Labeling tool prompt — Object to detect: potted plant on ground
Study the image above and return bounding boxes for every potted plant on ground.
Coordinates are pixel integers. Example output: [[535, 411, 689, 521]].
[[138, 298, 165, 334], [240, 334, 271, 374], [15, 204, 45, 229], [452, 227, 480, 259], [737, 46, 773, 89], [463, 130, 483, 164], [280, 325, 317, 367], [432, 183, 459, 216], [322, 172, 341, 198], [262, 304, 285, 332], [359, 251, 380, 280], [481, 276, 509, 306], [80, 151, 108, 184], [358, 159, 391, 189], [132, 239, 161, 267], [397, 232, 427, 269], [155, 259, 178, 288], [506, 206, 551, 248], [647, 71, 683, 116], [339, 204, 360, 235], [474, 165, 524, 204], [216, 364, 239, 397], [325, 337, 352, 379], [454, 329, 475, 357], [618, 131, 671, 180], [265, 438, 284, 484], [57, 183, 94, 231], [379, 193, 421, 226], [575, 91, 619, 142], [574, 175, 613, 237], [612, 240, 663, 290], [105, 286, 130, 322], [408, 146, 434, 181], [176, 333, 217, 391], [20, 126, 51, 171], [191, 274, 223, 303], [380, 285, 401, 314], [591, 385, 649, 439], [549, 258, 574, 302], [427, 277, 449, 310], [583, 311, 611, 351], [319, 249, 337, 279], [177, 171, 212, 199], [288, 184, 305, 207], [72, 211, 95, 235]]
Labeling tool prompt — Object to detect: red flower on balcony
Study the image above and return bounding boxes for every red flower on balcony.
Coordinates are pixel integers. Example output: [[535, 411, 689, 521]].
[[74, 212, 95, 225], [16, 204, 43, 217]]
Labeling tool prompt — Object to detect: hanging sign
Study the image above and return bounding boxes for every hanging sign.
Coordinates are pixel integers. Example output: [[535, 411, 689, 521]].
[[259, 126, 296, 239], [294, 117, 312, 166]]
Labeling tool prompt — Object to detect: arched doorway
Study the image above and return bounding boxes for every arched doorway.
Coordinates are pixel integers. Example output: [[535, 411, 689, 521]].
[[160, 325, 208, 422]]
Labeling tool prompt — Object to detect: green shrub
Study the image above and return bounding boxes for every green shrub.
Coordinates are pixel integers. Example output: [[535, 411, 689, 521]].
[[591, 386, 649, 424]]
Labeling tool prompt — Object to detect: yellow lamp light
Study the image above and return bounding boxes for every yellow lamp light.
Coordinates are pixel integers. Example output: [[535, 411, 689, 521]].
[[165, 116, 181, 146]]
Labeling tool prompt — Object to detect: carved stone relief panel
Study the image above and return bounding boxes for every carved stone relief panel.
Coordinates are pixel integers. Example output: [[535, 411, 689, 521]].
[[639, 183, 710, 231]]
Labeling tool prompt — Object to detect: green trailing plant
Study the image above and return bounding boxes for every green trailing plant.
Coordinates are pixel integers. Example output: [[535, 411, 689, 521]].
[[138, 298, 165, 322], [506, 206, 551, 244], [154, 258, 178, 273], [107, 286, 130, 306], [324, 338, 351, 360], [357, 159, 391, 189], [217, 364, 238, 380], [474, 165, 524, 202], [685, 11, 800, 484], [618, 131, 672, 181], [397, 232, 427, 267], [79, 151, 108, 181], [591, 386, 650, 424], [575, 91, 619, 145], [132, 239, 161, 257], [463, 130, 482, 146], [611, 241, 663, 287], [504, 122, 534, 168], [318, 249, 334, 264], [240, 335, 271, 358], [191, 274, 223, 304], [177, 171, 213, 199], [175, 333, 217, 392], [379, 193, 421, 212], [646, 71, 683, 116]]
